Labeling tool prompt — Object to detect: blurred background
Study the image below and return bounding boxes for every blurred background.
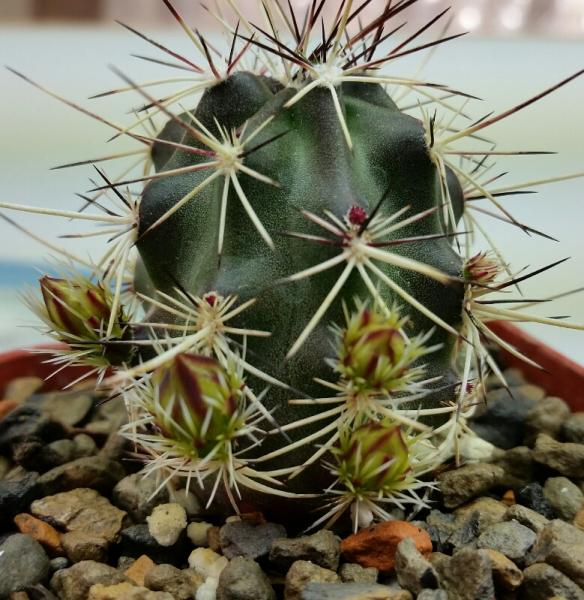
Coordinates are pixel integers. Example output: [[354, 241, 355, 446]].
[[0, 0, 583, 362]]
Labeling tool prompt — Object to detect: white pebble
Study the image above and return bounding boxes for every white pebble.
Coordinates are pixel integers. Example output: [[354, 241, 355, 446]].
[[195, 576, 219, 600], [169, 488, 202, 516], [187, 522, 213, 547], [188, 547, 228, 579], [146, 503, 187, 546]]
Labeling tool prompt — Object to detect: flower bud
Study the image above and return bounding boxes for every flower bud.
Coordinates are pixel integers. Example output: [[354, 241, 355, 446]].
[[38, 275, 133, 366], [334, 420, 412, 494], [150, 354, 244, 457], [336, 303, 425, 392], [463, 252, 501, 285], [40, 276, 113, 340]]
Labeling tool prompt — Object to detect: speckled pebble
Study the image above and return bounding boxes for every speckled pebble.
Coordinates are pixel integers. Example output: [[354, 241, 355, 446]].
[[147, 503, 188, 547]]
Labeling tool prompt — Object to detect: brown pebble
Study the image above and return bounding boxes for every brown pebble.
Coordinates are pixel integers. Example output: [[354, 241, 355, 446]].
[[574, 507, 584, 531], [207, 526, 222, 552], [484, 548, 523, 591], [502, 490, 516, 506], [341, 521, 432, 574], [13, 512, 63, 556], [124, 554, 155, 586], [4, 376, 43, 403], [9, 592, 29, 600], [0, 399, 18, 421]]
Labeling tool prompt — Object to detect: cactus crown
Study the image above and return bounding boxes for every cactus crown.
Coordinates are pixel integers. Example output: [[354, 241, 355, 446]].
[[3, 0, 584, 530]]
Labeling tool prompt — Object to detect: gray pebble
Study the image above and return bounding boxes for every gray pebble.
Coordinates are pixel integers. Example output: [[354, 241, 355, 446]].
[[503, 503, 549, 533], [301, 583, 412, 599], [533, 434, 584, 478], [216, 556, 275, 600], [476, 520, 536, 563], [112, 473, 169, 523], [0, 533, 50, 597], [50, 560, 129, 600], [284, 560, 339, 600], [543, 476, 584, 520], [395, 537, 439, 594], [36, 456, 125, 496], [524, 396, 570, 443], [563, 412, 584, 443], [144, 563, 202, 600], [270, 530, 340, 571], [338, 562, 378, 583], [520, 563, 584, 600], [437, 463, 505, 509], [417, 591, 447, 600], [50, 556, 69, 572], [220, 520, 286, 560], [435, 548, 495, 600], [72, 434, 98, 458]]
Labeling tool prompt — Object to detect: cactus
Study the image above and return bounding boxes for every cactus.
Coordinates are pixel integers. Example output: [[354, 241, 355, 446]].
[[2, 0, 584, 530]]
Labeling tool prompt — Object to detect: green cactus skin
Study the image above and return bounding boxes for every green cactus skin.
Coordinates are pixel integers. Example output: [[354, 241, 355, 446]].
[[136, 72, 465, 497]]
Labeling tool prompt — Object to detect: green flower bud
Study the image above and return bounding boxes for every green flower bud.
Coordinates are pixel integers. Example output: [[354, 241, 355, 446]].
[[38, 275, 133, 366], [149, 354, 245, 459], [335, 303, 427, 393], [334, 420, 412, 495]]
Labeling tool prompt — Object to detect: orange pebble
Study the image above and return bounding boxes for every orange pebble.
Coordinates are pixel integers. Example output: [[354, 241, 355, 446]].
[[14, 513, 64, 556]]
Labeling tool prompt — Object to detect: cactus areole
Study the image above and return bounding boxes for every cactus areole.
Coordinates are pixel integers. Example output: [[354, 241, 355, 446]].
[[5, 0, 584, 529]]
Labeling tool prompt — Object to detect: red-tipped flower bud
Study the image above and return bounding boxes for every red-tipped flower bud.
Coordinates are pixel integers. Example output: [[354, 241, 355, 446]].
[[150, 354, 245, 458], [334, 420, 412, 494], [463, 252, 501, 285]]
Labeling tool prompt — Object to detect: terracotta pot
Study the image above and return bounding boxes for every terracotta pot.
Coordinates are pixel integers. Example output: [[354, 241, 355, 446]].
[[487, 321, 584, 412], [0, 327, 583, 411], [0, 344, 94, 396]]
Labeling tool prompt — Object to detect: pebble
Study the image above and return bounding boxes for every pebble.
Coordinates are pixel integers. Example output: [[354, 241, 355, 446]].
[[300, 583, 412, 599], [0, 454, 10, 479], [145, 563, 203, 600], [563, 413, 584, 443], [524, 396, 570, 443], [14, 512, 63, 556], [88, 582, 173, 599], [338, 563, 378, 583], [454, 497, 508, 533], [4, 376, 43, 403], [416, 591, 447, 600], [575, 506, 584, 530], [533, 433, 584, 478], [31, 487, 126, 543], [503, 503, 549, 533], [187, 522, 213, 547], [476, 520, 536, 563], [482, 548, 523, 591], [284, 560, 340, 600], [72, 433, 98, 457], [341, 521, 432, 574], [36, 455, 125, 496], [543, 476, 584, 520], [0, 471, 40, 525], [29, 391, 93, 427], [271, 529, 340, 571], [516, 482, 557, 519], [168, 487, 202, 517], [44, 438, 76, 467], [0, 405, 65, 450], [61, 531, 109, 563], [520, 563, 584, 600], [118, 524, 189, 566], [436, 548, 495, 600], [50, 560, 129, 600], [207, 526, 222, 552], [220, 520, 286, 560], [112, 474, 170, 523], [437, 463, 504, 509], [85, 398, 127, 434], [125, 554, 156, 586], [0, 398, 17, 420], [469, 385, 541, 449], [492, 446, 536, 488], [441, 511, 480, 551], [394, 537, 438, 594], [0, 533, 51, 597], [188, 547, 229, 580], [50, 556, 70, 572], [216, 556, 276, 600], [147, 503, 188, 547], [528, 519, 584, 588]]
